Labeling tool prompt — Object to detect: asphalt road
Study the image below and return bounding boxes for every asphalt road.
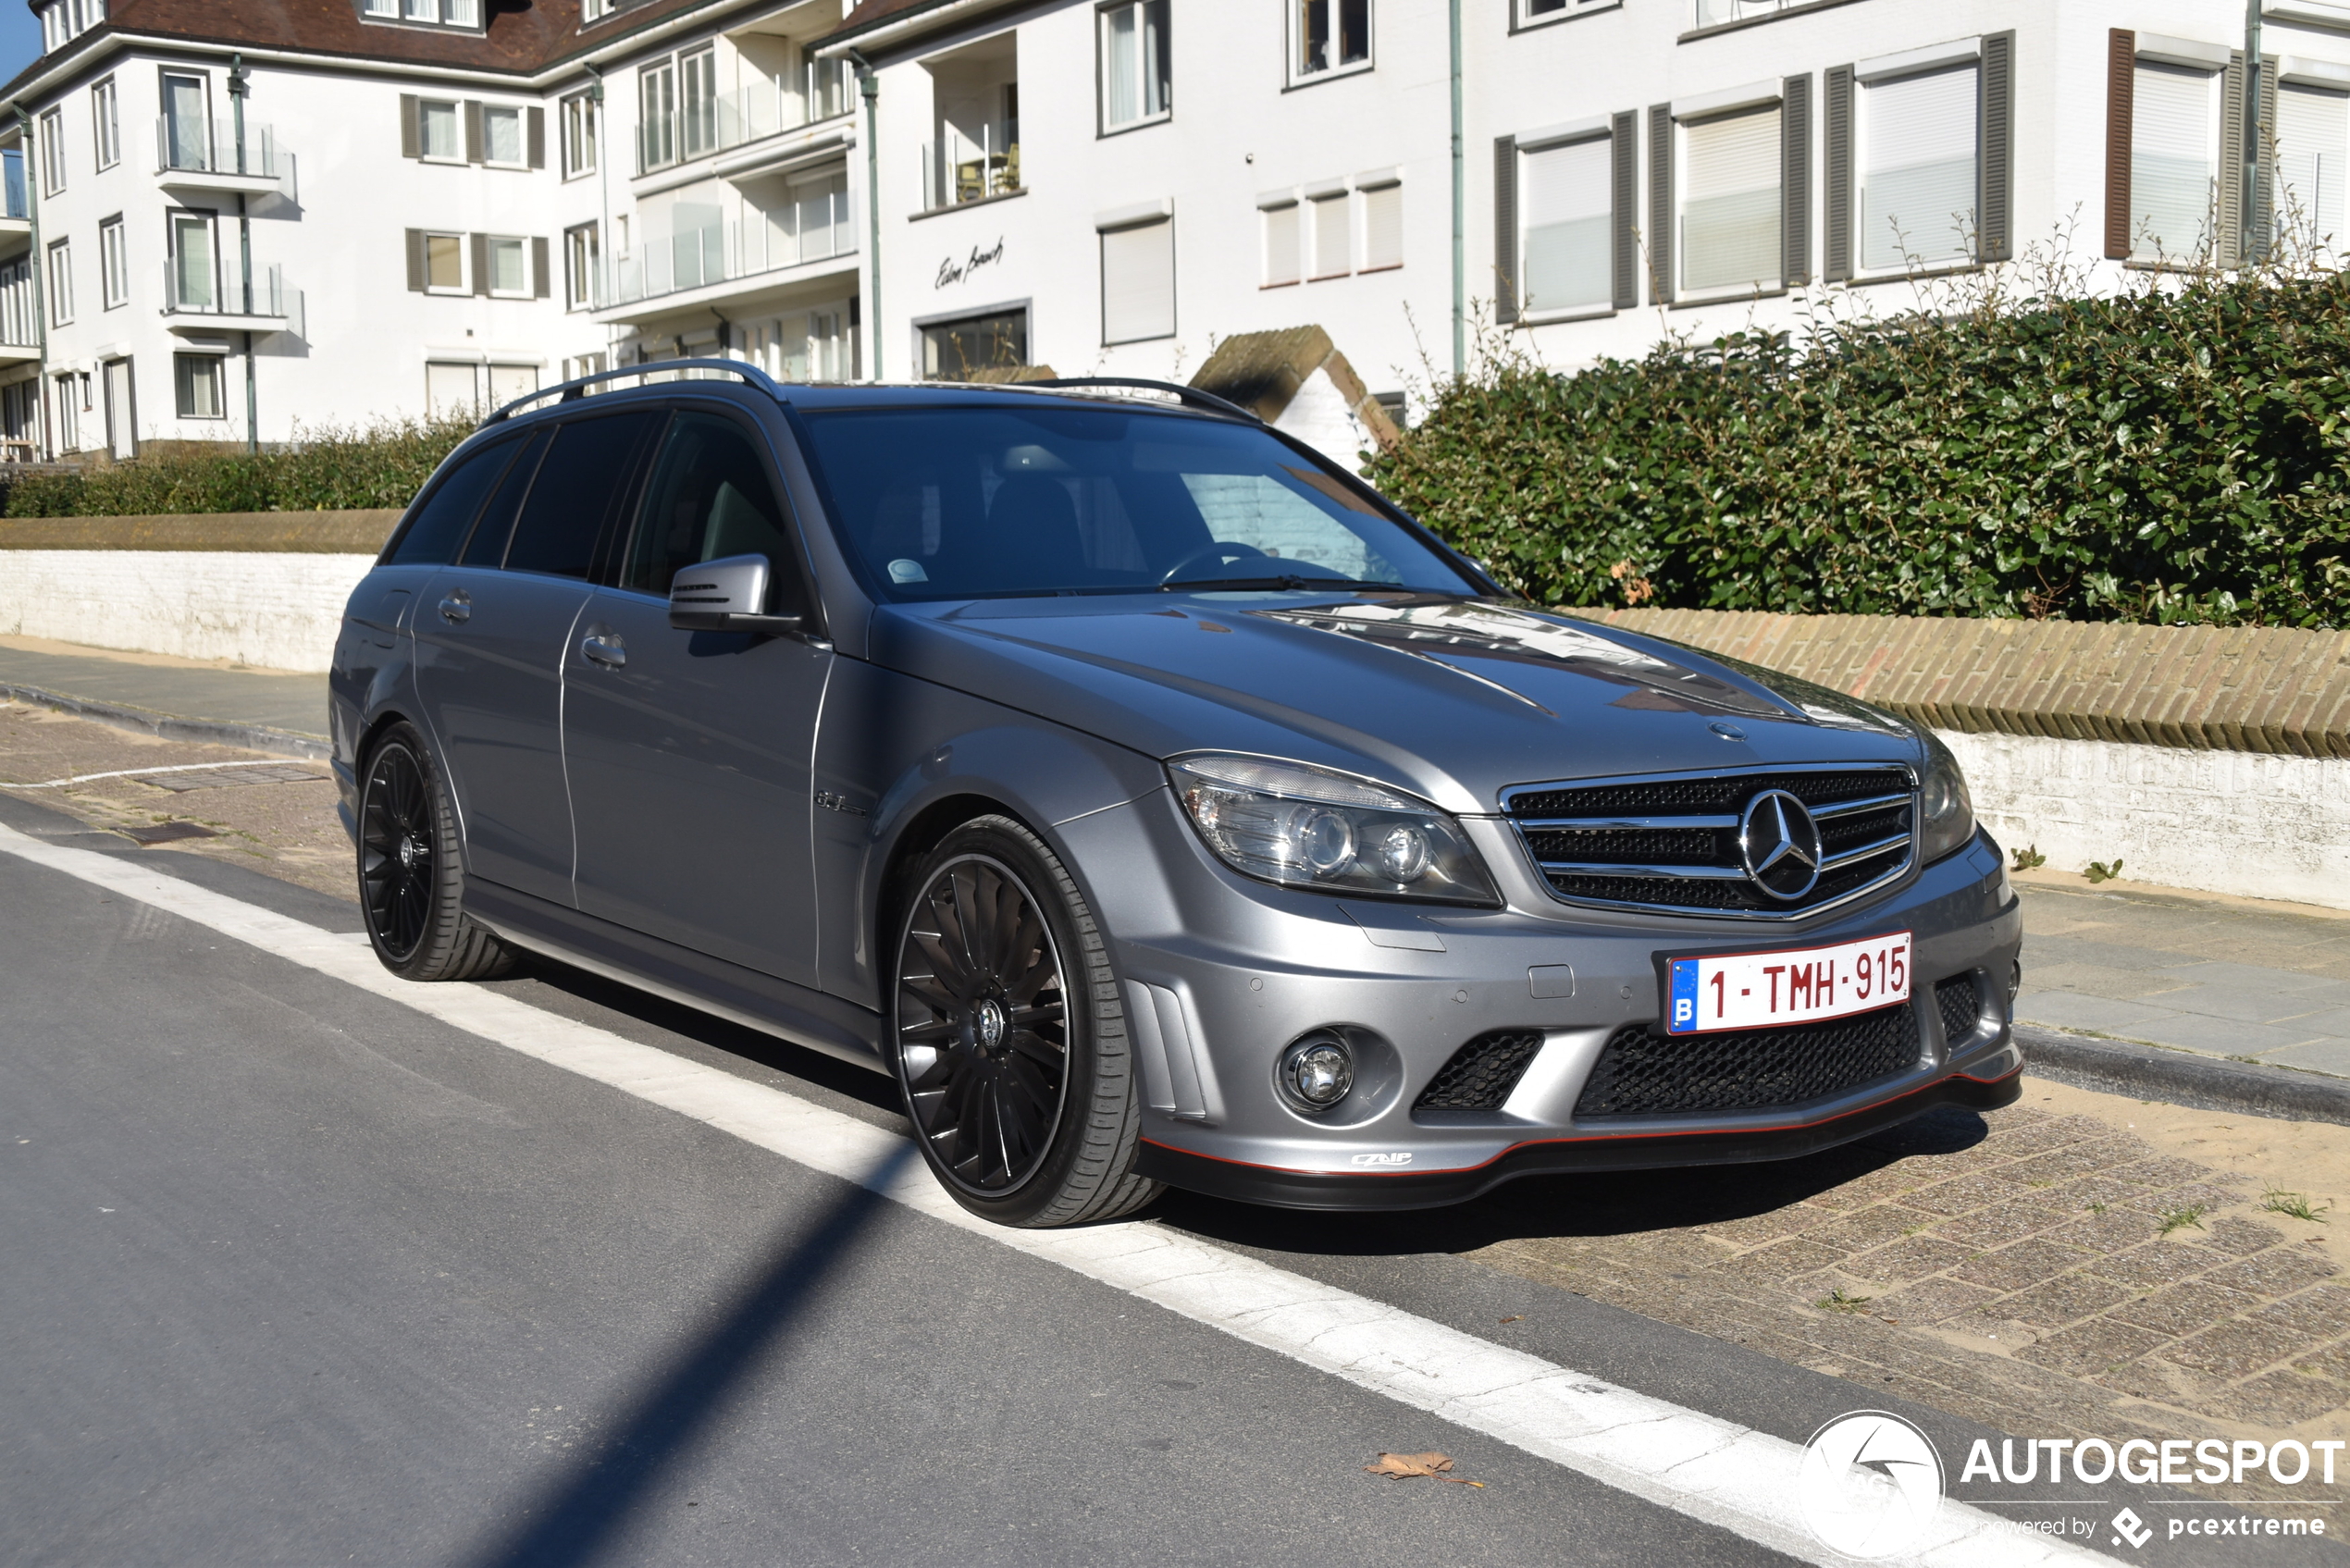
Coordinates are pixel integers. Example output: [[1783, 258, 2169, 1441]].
[[0, 787, 2332, 1568]]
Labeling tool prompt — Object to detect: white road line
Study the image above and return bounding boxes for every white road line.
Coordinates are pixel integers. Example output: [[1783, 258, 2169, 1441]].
[[1, 759, 316, 790], [0, 820, 2105, 1568]]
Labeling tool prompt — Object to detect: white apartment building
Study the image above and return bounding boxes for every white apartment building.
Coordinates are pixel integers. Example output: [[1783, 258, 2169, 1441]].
[[2, 0, 2344, 462]]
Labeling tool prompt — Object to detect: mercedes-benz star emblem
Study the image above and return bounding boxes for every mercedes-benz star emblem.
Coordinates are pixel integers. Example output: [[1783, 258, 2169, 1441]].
[[1739, 788, 1824, 900]]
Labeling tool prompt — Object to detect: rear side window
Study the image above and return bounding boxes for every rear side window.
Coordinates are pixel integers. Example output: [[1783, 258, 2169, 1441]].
[[461, 427, 551, 567], [624, 412, 805, 615], [384, 437, 519, 565], [504, 411, 662, 578]]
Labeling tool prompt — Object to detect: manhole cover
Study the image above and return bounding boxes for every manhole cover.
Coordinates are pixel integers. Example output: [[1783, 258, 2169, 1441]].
[[137, 764, 325, 792], [118, 821, 220, 845]]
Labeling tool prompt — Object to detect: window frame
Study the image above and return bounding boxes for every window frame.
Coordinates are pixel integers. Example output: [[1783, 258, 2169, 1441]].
[[419, 230, 468, 294], [677, 45, 718, 162], [174, 350, 227, 420], [563, 221, 600, 310], [1306, 186, 1352, 279], [1513, 0, 1618, 30], [1288, 0, 1373, 89], [38, 106, 66, 195], [1098, 212, 1176, 345], [1674, 95, 1787, 302], [2127, 55, 2225, 265], [416, 97, 464, 163], [98, 214, 127, 309], [639, 56, 678, 171], [561, 89, 599, 179], [45, 237, 72, 326], [91, 75, 119, 171], [166, 208, 219, 313], [1359, 173, 1404, 273], [480, 103, 528, 169], [1097, 0, 1172, 136], [483, 234, 531, 299], [358, 0, 479, 29], [1514, 130, 1614, 322], [1260, 196, 1302, 288]]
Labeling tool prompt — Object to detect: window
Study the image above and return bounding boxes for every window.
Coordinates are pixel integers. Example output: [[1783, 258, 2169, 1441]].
[[174, 352, 225, 418], [385, 434, 520, 565], [161, 73, 209, 171], [1361, 178, 1403, 271], [807, 55, 850, 122], [562, 90, 599, 177], [427, 362, 481, 417], [45, 239, 72, 325], [1262, 199, 1301, 286], [418, 98, 461, 161], [584, 0, 615, 20], [98, 216, 126, 308], [1100, 1, 1170, 132], [42, 0, 105, 53], [1521, 136, 1610, 315], [639, 58, 677, 170], [506, 414, 659, 578], [365, 0, 476, 24], [38, 107, 65, 194], [1858, 63, 1978, 270], [564, 221, 600, 308], [168, 212, 214, 310], [489, 363, 536, 408], [1100, 214, 1174, 343], [779, 165, 851, 263], [483, 105, 525, 167], [409, 229, 465, 292], [625, 412, 800, 607], [2276, 80, 2349, 251], [920, 308, 1028, 380], [2130, 59, 2221, 262], [91, 76, 118, 169], [1680, 102, 1783, 295], [1293, 0, 1369, 81], [679, 48, 717, 160], [54, 374, 79, 449], [486, 236, 529, 296], [1519, 0, 1607, 24], [1309, 189, 1350, 278]]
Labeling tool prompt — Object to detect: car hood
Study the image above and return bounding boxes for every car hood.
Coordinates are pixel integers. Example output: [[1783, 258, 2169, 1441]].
[[870, 594, 1922, 817]]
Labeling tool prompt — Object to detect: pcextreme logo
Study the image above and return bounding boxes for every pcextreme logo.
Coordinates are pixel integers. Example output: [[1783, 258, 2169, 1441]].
[[1798, 1411, 1945, 1560]]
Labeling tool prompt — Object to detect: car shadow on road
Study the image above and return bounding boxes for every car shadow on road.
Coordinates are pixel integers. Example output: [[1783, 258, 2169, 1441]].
[[465, 1141, 920, 1568], [1147, 1105, 1990, 1258]]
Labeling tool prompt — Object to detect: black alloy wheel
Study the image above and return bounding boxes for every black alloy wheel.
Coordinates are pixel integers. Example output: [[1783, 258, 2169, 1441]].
[[357, 722, 515, 982], [890, 817, 1160, 1227]]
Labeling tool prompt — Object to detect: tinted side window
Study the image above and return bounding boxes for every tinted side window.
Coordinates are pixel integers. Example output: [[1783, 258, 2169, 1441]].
[[624, 412, 804, 615], [503, 411, 662, 578], [460, 427, 551, 567], [384, 437, 518, 565]]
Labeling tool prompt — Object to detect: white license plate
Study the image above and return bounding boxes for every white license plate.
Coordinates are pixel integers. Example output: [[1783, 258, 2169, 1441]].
[[1664, 932, 1911, 1035]]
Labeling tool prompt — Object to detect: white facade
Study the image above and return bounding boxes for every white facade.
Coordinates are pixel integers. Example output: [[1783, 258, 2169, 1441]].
[[3, 0, 2345, 458]]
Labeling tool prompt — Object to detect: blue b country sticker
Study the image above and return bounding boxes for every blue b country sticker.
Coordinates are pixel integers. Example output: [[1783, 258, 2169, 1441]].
[[1668, 957, 1701, 1034]]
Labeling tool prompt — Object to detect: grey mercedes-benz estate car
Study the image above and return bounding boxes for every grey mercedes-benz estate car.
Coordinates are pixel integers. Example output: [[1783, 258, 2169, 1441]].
[[330, 364, 2022, 1228]]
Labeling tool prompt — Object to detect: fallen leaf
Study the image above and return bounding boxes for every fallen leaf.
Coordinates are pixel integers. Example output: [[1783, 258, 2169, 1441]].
[[1365, 1451, 1485, 1486], [1498, 1315, 1522, 1325]]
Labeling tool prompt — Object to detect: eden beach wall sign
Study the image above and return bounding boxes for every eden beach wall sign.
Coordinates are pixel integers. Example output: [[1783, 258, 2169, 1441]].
[[936, 237, 1005, 290]]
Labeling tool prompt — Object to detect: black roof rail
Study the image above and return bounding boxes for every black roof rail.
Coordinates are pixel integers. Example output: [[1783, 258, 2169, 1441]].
[[1024, 377, 1260, 424], [479, 358, 788, 427]]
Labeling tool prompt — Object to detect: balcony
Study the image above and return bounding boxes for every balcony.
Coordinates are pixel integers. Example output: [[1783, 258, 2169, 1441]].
[[636, 61, 852, 178], [921, 119, 1020, 212], [155, 117, 297, 199], [600, 183, 854, 318], [161, 260, 305, 339]]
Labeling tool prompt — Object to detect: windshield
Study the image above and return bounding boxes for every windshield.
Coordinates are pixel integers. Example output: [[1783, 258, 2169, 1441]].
[[795, 404, 1478, 600]]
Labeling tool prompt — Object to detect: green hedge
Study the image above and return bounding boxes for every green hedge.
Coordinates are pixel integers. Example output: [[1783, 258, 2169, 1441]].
[[1366, 270, 2350, 628], [4, 414, 476, 519]]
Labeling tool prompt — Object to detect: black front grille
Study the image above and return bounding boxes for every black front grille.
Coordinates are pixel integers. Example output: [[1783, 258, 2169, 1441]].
[[1936, 974, 1982, 1044], [1574, 1003, 1921, 1118], [1416, 1031, 1546, 1112], [1506, 765, 1915, 919]]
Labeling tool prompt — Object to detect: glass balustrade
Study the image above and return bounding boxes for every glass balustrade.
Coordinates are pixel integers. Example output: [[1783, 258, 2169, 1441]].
[[603, 182, 855, 306], [634, 60, 855, 176], [154, 117, 283, 178]]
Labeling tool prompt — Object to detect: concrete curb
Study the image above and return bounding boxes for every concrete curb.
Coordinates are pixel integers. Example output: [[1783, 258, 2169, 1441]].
[[2017, 1021, 2350, 1129], [0, 681, 329, 762]]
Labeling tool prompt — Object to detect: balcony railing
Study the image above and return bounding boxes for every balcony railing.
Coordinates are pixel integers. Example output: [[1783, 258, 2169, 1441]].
[[921, 118, 1020, 212], [162, 259, 303, 336], [635, 60, 853, 176], [606, 186, 854, 307], [155, 117, 286, 179]]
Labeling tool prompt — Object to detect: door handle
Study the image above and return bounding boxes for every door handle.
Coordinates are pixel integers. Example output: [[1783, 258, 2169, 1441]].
[[581, 631, 626, 669], [437, 590, 472, 624]]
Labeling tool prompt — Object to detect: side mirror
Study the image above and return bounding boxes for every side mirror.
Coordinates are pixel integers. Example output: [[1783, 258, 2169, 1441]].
[[669, 553, 803, 635]]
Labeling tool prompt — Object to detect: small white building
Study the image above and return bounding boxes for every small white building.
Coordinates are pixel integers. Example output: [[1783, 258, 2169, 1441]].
[[1, 0, 2343, 462]]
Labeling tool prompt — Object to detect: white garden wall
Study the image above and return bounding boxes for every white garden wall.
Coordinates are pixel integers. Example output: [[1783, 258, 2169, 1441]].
[[0, 550, 376, 673]]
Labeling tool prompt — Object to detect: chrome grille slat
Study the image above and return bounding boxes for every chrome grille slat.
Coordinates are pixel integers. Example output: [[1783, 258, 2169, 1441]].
[[1502, 763, 1918, 920]]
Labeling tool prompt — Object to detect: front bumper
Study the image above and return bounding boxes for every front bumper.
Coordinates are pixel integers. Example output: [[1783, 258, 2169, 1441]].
[[1059, 791, 2024, 1212]]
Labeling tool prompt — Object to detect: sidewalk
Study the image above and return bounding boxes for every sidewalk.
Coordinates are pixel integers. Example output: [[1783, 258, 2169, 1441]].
[[0, 636, 328, 741]]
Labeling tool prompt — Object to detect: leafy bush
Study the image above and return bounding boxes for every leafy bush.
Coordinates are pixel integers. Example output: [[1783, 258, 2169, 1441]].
[[1367, 262, 2350, 628], [4, 414, 477, 518]]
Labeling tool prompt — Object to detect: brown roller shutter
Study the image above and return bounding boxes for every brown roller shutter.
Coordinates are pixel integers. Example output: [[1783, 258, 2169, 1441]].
[[1824, 65, 1854, 280], [1980, 33, 2014, 262], [2107, 30, 2135, 259], [1649, 103, 1675, 303], [1494, 135, 1518, 324], [399, 93, 419, 160], [1612, 109, 1639, 310], [1782, 73, 1812, 286]]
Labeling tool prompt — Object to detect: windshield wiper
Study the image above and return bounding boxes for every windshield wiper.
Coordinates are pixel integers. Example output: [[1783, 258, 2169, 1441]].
[[1156, 575, 1413, 593]]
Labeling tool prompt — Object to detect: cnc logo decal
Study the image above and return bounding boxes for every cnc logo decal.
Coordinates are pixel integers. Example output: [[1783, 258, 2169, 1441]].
[[935, 237, 1005, 290], [1349, 1152, 1412, 1167], [1739, 788, 1824, 901], [1798, 1411, 1945, 1560], [2111, 1508, 2153, 1549]]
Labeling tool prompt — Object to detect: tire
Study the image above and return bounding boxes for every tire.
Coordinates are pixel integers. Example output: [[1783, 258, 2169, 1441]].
[[357, 722, 517, 982], [888, 815, 1162, 1228]]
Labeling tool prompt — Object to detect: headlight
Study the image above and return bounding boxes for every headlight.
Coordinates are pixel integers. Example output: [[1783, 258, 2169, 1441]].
[[1169, 754, 1501, 905], [1917, 729, 1975, 863]]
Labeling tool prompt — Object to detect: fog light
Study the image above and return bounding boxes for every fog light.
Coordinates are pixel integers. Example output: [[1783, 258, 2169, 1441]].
[[1279, 1031, 1354, 1113]]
